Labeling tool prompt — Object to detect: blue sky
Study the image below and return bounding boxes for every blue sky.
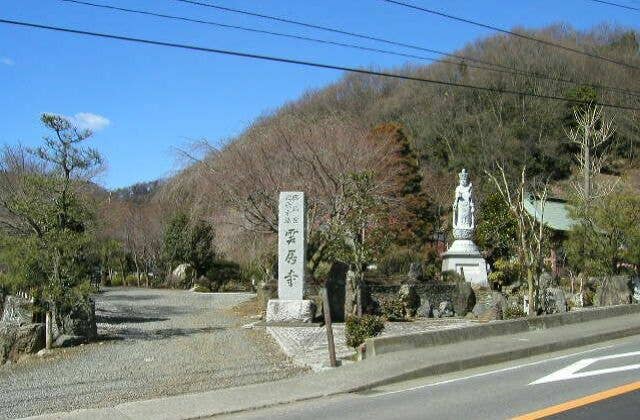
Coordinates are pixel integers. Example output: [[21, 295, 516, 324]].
[[1, 0, 638, 189]]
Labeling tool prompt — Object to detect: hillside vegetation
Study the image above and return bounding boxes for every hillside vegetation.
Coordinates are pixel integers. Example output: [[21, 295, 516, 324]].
[[158, 24, 639, 265], [8, 23, 633, 293]]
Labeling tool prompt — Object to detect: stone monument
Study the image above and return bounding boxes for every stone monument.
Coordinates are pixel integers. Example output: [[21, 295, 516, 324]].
[[266, 192, 315, 323], [441, 169, 488, 286]]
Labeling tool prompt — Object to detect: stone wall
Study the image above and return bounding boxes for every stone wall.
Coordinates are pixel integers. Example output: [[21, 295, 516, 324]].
[[592, 275, 634, 307], [368, 282, 460, 313], [307, 268, 467, 321]]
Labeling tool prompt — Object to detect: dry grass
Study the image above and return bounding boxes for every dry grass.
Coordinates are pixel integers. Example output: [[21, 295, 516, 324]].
[[229, 297, 264, 319]]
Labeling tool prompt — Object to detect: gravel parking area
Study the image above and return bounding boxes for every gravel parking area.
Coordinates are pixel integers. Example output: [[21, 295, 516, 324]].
[[0, 288, 307, 419]]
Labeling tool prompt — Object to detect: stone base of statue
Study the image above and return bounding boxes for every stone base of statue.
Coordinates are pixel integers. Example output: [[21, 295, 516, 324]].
[[441, 238, 488, 286], [266, 299, 315, 323]]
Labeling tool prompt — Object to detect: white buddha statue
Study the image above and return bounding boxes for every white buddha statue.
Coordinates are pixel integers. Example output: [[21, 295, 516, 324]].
[[452, 169, 475, 239]]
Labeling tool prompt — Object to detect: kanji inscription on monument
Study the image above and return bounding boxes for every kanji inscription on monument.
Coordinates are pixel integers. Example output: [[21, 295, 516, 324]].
[[278, 191, 306, 300]]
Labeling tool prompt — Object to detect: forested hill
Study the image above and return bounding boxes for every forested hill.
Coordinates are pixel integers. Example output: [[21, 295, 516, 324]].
[[161, 23, 640, 261], [113, 179, 164, 203]]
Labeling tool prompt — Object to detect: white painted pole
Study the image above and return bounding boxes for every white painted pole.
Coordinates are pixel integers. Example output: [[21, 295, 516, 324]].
[[45, 311, 52, 350]]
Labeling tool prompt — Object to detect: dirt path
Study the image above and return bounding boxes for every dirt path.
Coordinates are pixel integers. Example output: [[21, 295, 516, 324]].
[[0, 288, 306, 419]]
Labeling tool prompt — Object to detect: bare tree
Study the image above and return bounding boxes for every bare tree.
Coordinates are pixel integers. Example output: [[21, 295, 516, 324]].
[[486, 165, 549, 316], [164, 113, 403, 266], [566, 105, 616, 204]]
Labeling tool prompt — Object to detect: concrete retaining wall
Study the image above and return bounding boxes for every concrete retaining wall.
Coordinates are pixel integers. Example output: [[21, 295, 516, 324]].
[[364, 304, 640, 357]]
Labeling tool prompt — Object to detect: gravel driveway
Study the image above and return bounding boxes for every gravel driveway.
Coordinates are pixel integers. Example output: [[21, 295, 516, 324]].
[[0, 288, 307, 419]]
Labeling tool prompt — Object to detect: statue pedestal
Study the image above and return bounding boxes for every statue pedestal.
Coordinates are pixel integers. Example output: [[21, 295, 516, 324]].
[[441, 240, 488, 286]]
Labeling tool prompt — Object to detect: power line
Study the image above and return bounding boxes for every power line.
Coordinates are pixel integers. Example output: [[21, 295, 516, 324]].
[[380, 0, 640, 71], [59, 0, 640, 99], [58, 0, 443, 63], [169, 0, 640, 98], [586, 0, 640, 10], [1, 18, 639, 112], [171, 0, 523, 72]]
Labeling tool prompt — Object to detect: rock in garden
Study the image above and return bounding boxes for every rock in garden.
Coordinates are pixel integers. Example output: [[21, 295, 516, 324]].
[[506, 295, 521, 312], [61, 298, 97, 340], [344, 270, 357, 318], [13, 323, 45, 354], [344, 271, 373, 318], [438, 301, 454, 317], [594, 275, 632, 307], [477, 307, 501, 322], [54, 334, 85, 348], [632, 277, 640, 303], [417, 298, 432, 318], [398, 284, 420, 318], [472, 290, 507, 320], [538, 272, 555, 291], [171, 263, 195, 287], [408, 262, 423, 283], [453, 281, 476, 316], [472, 302, 485, 317], [0, 322, 45, 364], [568, 292, 584, 309], [326, 262, 348, 322], [543, 287, 567, 314], [0, 325, 15, 364]]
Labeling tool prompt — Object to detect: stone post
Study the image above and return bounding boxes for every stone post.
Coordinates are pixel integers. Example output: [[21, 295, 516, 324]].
[[266, 192, 315, 323], [45, 311, 53, 350]]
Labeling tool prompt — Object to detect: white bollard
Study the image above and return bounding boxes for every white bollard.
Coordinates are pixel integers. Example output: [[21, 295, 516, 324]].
[[45, 311, 52, 350]]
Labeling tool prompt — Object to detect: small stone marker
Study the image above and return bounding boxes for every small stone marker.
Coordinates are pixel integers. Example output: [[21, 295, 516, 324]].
[[266, 192, 315, 323]]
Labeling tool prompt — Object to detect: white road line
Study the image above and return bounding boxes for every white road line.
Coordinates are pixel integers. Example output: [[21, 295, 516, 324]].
[[530, 350, 640, 385], [367, 345, 615, 398]]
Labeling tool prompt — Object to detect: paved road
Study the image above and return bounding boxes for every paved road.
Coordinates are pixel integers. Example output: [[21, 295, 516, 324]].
[[550, 390, 640, 419], [221, 334, 640, 419], [0, 288, 306, 419]]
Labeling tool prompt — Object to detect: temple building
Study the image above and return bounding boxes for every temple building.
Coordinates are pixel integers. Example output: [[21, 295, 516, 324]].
[[523, 196, 577, 276]]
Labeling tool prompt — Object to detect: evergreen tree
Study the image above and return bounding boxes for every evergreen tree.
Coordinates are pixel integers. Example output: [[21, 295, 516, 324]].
[[0, 114, 102, 310], [371, 123, 434, 249], [162, 212, 215, 278]]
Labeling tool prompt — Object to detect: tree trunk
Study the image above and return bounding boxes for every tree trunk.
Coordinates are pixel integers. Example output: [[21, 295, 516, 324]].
[[354, 266, 364, 317], [133, 254, 141, 287], [119, 260, 127, 285], [584, 140, 591, 202], [344, 269, 359, 318], [527, 268, 536, 316]]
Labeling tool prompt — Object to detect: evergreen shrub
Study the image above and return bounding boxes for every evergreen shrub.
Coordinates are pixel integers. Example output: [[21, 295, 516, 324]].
[[345, 315, 385, 348]]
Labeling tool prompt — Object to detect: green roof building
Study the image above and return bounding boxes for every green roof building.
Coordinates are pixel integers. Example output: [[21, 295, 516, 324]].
[[523, 195, 578, 276], [524, 196, 577, 232]]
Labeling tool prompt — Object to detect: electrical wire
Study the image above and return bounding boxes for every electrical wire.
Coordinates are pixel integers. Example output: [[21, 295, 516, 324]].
[[2, 18, 639, 112]]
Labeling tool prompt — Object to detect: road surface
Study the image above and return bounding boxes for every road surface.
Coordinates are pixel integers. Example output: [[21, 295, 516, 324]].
[[220, 334, 640, 419]]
